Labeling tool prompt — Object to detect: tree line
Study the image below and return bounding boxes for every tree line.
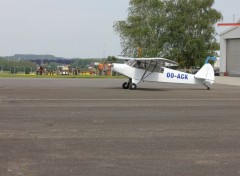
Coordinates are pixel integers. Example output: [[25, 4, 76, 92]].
[[0, 57, 36, 73], [0, 56, 116, 74]]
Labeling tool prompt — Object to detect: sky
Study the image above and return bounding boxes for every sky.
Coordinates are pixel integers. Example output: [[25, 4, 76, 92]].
[[0, 0, 239, 58]]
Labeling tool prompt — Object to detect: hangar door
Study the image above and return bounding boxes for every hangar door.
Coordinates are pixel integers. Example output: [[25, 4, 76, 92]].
[[226, 39, 240, 76]]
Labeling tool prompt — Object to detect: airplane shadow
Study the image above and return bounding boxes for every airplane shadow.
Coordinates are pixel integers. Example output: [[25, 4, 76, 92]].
[[104, 87, 206, 91], [103, 87, 166, 91], [136, 88, 207, 91], [136, 88, 169, 91]]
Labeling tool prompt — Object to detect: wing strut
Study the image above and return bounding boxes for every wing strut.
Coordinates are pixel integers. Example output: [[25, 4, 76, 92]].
[[143, 62, 158, 80], [140, 61, 153, 82]]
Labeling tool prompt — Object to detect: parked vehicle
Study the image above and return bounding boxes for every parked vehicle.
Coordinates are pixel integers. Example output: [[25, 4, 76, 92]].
[[214, 67, 220, 76]]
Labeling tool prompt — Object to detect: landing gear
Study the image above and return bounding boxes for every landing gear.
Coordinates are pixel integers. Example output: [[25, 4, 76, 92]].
[[203, 83, 210, 90], [122, 82, 129, 89], [129, 83, 137, 90], [122, 78, 132, 89], [122, 78, 137, 90]]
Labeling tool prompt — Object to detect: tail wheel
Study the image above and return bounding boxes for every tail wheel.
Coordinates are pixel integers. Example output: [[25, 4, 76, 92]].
[[122, 82, 129, 89], [203, 83, 210, 90], [129, 83, 137, 90]]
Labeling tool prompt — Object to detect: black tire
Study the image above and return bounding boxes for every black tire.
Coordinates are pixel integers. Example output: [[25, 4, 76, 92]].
[[129, 83, 137, 90], [122, 82, 129, 89]]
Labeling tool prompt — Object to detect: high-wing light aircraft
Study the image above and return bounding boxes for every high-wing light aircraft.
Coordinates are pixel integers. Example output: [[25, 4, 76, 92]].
[[112, 56, 215, 90]]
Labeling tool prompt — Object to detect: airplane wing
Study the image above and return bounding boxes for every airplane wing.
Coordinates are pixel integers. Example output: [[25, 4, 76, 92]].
[[116, 56, 178, 66], [135, 58, 178, 66]]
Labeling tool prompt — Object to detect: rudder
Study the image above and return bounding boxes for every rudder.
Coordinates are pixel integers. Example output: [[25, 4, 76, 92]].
[[194, 63, 215, 84]]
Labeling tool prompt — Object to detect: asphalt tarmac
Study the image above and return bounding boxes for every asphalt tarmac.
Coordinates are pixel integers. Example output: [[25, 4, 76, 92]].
[[0, 78, 240, 176]]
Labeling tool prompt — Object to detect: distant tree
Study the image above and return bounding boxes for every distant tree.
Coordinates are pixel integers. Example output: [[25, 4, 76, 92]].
[[71, 59, 100, 69], [163, 0, 222, 67], [25, 67, 31, 74], [0, 58, 36, 72], [46, 62, 58, 71], [114, 0, 222, 67], [106, 56, 117, 62], [114, 0, 166, 57]]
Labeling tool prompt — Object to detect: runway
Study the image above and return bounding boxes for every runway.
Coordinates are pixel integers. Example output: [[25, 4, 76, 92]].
[[1, 78, 240, 176]]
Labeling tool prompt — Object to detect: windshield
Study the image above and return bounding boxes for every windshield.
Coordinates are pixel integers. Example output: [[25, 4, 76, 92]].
[[126, 59, 136, 66]]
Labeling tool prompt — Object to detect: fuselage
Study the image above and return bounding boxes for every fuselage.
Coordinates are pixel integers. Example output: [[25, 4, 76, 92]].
[[113, 63, 202, 85]]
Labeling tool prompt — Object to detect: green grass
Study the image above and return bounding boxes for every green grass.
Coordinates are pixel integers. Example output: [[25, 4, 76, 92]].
[[0, 73, 125, 79]]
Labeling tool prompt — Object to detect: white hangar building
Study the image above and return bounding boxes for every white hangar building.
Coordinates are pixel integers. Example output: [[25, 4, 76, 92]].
[[220, 26, 240, 76]]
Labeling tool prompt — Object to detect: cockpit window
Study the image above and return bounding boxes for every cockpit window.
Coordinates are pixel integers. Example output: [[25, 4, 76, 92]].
[[130, 60, 164, 73], [126, 60, 136, 66], [132, 61, 146, 69]]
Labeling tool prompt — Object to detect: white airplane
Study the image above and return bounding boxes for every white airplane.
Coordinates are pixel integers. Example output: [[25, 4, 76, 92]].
[[112, 56, 215, 90]]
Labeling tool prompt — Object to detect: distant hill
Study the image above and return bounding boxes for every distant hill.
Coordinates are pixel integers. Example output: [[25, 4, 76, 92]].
[[3, 54, 73, 65], [13, 54, 68, 61], [2, 54, 104, 68]]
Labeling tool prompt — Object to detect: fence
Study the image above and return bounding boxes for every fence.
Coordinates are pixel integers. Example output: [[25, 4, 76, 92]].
[[0, 66, 36, 75]]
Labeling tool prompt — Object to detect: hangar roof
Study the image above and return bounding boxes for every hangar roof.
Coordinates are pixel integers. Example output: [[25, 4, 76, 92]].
[[219, 26, 240, 36]]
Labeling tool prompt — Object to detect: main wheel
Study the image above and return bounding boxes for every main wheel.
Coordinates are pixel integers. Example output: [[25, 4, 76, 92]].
[[122, 82, 129, 89], [129, 83, 137, 90]]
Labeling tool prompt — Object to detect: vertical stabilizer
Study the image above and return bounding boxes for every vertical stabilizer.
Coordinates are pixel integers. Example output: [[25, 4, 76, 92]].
[[194, 63, 215, 84]]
